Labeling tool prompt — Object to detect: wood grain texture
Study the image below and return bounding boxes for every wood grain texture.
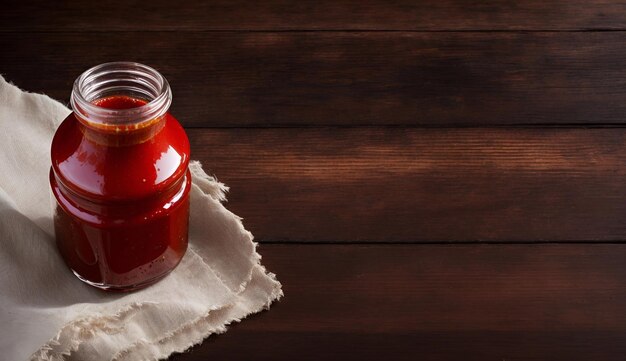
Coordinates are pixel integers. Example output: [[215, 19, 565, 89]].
[[3, 32, 626, 126], [169, 243, 626, 360], [3, 0, 626, 31], [6, 2, 626, 361], [189, 127, 626, 242]]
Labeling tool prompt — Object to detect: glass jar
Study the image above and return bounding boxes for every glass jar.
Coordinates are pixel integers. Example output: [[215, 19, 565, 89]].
[[50, 62, 191, 291]]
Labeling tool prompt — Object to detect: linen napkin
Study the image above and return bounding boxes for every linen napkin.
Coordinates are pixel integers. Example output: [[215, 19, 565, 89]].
[[0, 75, 283, 361]]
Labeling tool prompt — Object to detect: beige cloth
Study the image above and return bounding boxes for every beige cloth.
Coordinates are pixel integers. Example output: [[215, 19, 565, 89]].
[[0, 76, 282, 360]]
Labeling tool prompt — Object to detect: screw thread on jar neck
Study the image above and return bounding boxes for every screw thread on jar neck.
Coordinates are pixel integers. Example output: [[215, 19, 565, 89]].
[[70, 62, 172, 145], [70, 62, 172, 133]]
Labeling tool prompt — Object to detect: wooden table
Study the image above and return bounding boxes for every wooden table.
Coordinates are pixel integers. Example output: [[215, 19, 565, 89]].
[[4, 1, 626, 359]]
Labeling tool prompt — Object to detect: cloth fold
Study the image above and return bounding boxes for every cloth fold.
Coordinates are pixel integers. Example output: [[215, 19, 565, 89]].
[[0, 76, 282, 361]]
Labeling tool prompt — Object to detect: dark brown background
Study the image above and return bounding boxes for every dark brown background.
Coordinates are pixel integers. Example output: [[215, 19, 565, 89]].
[[3, 1, 626, 360]]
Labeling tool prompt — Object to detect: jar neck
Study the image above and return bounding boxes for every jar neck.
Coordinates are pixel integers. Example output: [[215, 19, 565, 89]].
[[70, 62, 172, 146]]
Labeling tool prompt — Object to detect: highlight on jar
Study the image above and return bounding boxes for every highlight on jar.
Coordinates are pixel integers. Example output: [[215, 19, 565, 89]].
[[49, 62, 191, 291]]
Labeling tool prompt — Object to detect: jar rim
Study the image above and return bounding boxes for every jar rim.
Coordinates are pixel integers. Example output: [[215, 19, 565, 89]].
[[70, 62, 172, 128]]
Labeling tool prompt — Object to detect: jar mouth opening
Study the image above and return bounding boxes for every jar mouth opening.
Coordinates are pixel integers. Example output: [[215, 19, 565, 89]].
[[71, 62, 172, 128]]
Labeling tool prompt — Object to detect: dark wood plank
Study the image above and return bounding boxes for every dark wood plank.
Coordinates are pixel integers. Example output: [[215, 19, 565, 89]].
[[170, 243, 626, 360], [4, 1, 626, 31], [3, 32, 626, 127], [189, 127, 626, 242]]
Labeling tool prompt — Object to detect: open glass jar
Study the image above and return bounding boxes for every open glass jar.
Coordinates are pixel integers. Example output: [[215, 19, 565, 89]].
[[50, 62, 191, 291]]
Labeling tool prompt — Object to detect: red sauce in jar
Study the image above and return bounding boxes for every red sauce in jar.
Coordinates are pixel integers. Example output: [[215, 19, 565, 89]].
[[50, 94, 190, 290]]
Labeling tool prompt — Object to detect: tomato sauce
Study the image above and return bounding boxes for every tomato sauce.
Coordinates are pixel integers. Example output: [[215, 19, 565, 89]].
[[50, 95, 191, 290]]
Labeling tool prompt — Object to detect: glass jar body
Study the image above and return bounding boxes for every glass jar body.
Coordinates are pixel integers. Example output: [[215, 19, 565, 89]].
[[50, 112, 190, 290]]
